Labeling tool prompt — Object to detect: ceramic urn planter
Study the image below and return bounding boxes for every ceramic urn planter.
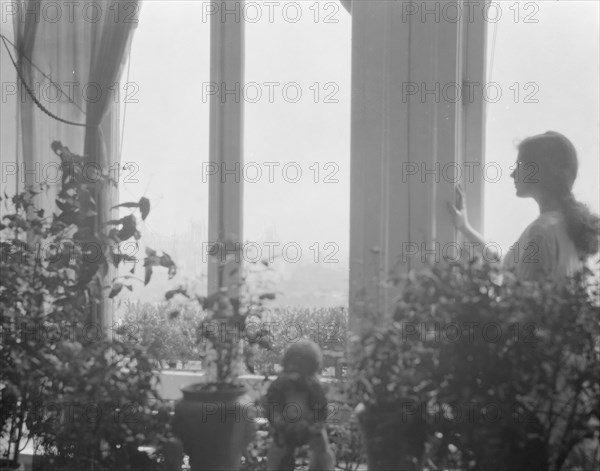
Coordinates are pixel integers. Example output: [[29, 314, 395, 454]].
[[173, 383, 256, 471]]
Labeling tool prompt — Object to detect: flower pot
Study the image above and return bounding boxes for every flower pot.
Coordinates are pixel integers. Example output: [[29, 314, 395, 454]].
[[355, 402, 427, 471], [173, 383, 256, 471], [0, 459, 24, 471]]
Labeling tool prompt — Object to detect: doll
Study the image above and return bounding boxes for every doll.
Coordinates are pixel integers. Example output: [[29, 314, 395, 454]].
[[263, 339, 335, 471]]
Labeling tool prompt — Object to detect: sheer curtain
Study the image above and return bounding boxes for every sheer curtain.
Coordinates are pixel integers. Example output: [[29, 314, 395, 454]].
[[84, 1, 139, 232], [11, 0, 140, 329]]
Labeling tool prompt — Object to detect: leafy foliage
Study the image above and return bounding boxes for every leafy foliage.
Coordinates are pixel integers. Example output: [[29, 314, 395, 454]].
[[239, 417, 366, 471], [0, 142, 175, 469], [32, 340, 174, 471], [328, 418, 367, 471], [120, 300, 204, 368], [349, 260, 600, 471]]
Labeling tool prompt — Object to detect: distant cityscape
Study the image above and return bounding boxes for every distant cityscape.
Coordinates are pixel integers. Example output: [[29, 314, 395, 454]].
[[115, 220, 349, 310]]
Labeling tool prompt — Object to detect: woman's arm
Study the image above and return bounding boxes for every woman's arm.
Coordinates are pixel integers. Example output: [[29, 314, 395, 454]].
[[447, 185, 500, 262]]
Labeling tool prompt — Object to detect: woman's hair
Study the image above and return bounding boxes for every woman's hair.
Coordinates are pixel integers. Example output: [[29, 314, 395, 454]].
[[518, 131, 599, 256]]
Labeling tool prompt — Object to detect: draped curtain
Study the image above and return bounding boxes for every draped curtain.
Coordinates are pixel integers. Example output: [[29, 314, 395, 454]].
[[84, 1, 138, 232], [11, 0, 140, 329]]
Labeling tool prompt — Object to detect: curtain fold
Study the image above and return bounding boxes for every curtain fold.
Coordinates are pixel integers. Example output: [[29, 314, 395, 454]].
[[12, 0, 141, 330], [12, 0, 40, 64], [82, 1, 140, 330], [84, 0, 139, 164], [84, 0, 140, 216], [12, 0, 41, 194]]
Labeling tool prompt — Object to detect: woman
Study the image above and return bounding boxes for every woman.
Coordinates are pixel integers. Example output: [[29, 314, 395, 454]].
[[449, 131, 600, 470], [448, 131, 599, 281]]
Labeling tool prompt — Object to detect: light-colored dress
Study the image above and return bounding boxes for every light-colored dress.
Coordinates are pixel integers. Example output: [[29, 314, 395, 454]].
[[502, 211, 583, 281]]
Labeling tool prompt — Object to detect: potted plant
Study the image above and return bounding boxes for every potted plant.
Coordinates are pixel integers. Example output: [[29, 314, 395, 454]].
[[349, 301, 432, 471], [170, 256, 276, 471], [1, 141, 178, 470], [349, 259, 600, 471]]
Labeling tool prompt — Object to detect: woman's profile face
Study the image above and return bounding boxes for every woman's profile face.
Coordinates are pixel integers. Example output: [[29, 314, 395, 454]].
[[510, 151, 540, 198]]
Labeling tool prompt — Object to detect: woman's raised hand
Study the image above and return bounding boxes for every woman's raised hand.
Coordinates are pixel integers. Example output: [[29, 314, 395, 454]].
[[447, 184, 470, 232]]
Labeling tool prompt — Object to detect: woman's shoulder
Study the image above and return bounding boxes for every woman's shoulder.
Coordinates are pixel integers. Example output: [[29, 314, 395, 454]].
[[528, 211, 564, 231], [521, 211, 567, 242], [506, 210, 582, 281]]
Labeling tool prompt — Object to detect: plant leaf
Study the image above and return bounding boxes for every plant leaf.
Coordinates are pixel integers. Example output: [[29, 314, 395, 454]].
[[109, 283, 124, 299], [117, 214, 137, 241], [138, 197, 150, 220]]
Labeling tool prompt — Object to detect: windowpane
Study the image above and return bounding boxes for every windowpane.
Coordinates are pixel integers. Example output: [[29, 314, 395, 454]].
[[244, 1, 351, 307], [118, 1, 211, 304]]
